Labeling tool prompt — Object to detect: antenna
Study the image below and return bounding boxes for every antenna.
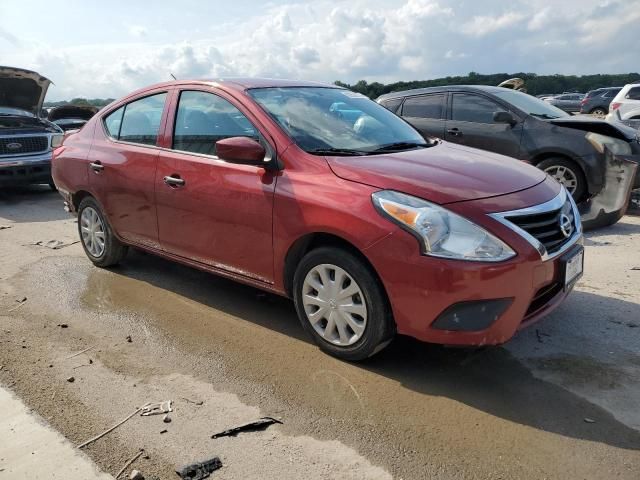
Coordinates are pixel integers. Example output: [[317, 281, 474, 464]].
[[170, 73, 177, 80]]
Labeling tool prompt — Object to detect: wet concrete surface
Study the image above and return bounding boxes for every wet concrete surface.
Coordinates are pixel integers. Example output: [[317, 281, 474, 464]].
[[1, 187, 639, 479]]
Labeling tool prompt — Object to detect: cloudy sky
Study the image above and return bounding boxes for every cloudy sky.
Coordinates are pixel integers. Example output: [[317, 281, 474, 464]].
[[1, 0, 638, 100]]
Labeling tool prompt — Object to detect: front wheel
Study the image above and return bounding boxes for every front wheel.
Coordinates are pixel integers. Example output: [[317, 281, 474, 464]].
[[538, 157, 586, 201], [293, 247, 394, 361], [77, 197, 128, 267]]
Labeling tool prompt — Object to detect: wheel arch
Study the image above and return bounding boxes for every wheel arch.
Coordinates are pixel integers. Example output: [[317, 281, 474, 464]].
[[283, 232, 387, 301], [71, 189, 94, 212]]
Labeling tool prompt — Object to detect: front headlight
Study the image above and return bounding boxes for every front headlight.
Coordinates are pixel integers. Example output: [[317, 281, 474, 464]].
[[50, 133, 65, 148], [372, 191, 516, 262], [586, 132, 632, 155]]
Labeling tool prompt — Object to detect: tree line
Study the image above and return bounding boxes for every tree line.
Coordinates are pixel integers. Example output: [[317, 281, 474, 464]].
[[335, 72, 640, 99], [44, 97, 115, 108]]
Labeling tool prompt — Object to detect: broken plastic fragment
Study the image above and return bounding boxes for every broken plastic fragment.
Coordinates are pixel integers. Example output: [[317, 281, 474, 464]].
[[175, 457, 222, 480], [140, 400, 173, 416], [211, 416, 282, 439]]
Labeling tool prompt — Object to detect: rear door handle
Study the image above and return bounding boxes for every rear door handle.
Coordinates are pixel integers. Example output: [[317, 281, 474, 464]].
[[164, 175, 185, 187], [446, 128, 462, 136], [89, 161, 104, 172]]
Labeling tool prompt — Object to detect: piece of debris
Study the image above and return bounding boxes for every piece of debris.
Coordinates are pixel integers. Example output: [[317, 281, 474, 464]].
[[163, 414, 171, 423], [584, 417, 596, 423], [175, 457, 222, 480], [0, 225, 12, 230], [31, 239, 80, 250], [58, 324, 69, 329], [66, 345, 94, 359], [78, 405, 145, 449], [0, 365, 3, 371], [7, 297, 27, 313], [66, 376, 75, 383], [211, 417, 282, 439], [160, 429, 168, 434], [181, 397, 204, 406], [141, 401, 173, 417], [126, 335, 133, 343], [115, 449, 145, 479], [631, 267, 640, 271], [129, 470, 144, 480]]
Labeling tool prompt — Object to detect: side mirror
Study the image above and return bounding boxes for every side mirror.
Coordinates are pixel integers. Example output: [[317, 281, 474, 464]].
[[493, 111, 516, 126], [215, 137, 266, 165]]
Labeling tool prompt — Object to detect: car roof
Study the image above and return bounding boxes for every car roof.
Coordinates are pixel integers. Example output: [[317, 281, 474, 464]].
[[124, 77, 340, 100], [377, 85, 510, 101]]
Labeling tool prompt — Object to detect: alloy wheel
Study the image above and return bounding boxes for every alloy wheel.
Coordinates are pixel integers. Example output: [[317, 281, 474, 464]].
[[302, 264, 367, 346], [80, 206, 106, 258], [543, 165, 578, 194]]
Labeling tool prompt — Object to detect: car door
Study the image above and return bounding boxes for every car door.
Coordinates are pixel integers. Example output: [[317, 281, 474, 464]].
[[444, 92, 523, 158], [399, 93, 446, 139], [88, 92, 168, 248], [620, 86, 640, 116], [155, 89, 277, 283]]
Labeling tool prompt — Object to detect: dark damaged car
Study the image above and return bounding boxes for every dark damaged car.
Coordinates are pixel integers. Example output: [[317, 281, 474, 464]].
[[48, 104, 98, 131], [377, 86, 640, 206], [0, 66, 63, 188]]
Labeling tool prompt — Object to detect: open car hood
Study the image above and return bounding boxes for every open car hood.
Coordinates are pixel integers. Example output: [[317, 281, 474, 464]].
[[0, 66, 52, 116], [48, 104, 98, 122], [325, 142, 547, 205], [550, 116, 638, 141]]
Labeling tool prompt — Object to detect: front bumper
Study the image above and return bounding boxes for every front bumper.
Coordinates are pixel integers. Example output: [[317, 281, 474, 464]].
[[0, 151, 52, 186], [364, 185, 582, 346]]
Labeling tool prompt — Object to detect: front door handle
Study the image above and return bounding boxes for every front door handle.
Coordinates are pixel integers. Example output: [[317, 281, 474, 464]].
[[446, 128, 462, 136], [89, 161, 104, 172], [164, 175, 185, 187]]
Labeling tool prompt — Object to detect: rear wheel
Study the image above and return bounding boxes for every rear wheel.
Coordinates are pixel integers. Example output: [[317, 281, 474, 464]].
[[77, 197, 128, 267], [590, 107, 607, 116], [293, 247, 394, 361], [538, 157, 586, 201]]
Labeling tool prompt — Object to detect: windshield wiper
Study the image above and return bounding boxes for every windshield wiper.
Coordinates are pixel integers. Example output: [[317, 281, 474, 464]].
[[307, 147, 367, 156], [530, 113, 562, 119], [369, 141, 430, 153]]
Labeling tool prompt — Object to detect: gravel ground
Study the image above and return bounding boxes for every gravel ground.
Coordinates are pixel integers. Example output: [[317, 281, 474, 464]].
[[0, 186, 638, 479]]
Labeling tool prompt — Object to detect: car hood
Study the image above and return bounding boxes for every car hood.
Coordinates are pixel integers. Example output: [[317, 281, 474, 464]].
[[325, 142, 547, 205], [0, 66, 52, 116], [48, 105, 97, 122], [0, 114, 60, 134], [549, 116, 638, 141]]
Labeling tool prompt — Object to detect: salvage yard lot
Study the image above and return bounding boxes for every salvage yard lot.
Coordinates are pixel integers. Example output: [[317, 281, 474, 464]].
[[1, 187, 639, 479]]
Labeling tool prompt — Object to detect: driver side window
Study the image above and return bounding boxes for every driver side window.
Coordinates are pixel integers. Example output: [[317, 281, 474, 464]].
[[451, 93, 503, 124], [173, 91, 258, 156]]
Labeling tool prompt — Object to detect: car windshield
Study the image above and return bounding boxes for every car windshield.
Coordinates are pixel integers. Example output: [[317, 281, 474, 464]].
[[248, 87, 430, 155], [493, 89, 569, 119], [0, 106, 34, 117]]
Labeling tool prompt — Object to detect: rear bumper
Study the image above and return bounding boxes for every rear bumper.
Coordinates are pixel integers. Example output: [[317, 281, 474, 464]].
[[0, 152, 52, 186]]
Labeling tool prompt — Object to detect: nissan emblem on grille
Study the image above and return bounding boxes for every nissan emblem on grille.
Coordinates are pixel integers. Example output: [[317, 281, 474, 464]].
[[6, 142, 22, 150], [559, 213, 573, 238]]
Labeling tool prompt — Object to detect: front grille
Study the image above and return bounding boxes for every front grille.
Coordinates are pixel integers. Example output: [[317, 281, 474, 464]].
[[0, 136, 49, 156], [504, 198, 575, 255]]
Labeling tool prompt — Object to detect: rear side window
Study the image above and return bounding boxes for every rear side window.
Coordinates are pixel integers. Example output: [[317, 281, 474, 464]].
[[451, 94, 502, 123], [104, 106, 124, 138], [117, 93, 167, 146], [626, 87, 640, 100], [603, 89, 620, 98], [379, 97, 403, 114], [172, 90, 257, 156], [402, 95, 444, 119]]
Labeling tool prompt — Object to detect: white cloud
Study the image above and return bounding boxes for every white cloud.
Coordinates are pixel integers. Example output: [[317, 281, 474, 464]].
[[0, 0, 637, 100], [461, 12, 525, 36]]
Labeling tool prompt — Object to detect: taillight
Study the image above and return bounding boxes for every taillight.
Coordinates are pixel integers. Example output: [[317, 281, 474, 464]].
[[611, 102, 621, 110], [580, 98, 587, 105]]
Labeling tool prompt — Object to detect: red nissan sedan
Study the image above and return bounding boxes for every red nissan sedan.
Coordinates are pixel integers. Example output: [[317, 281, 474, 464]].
[[52, 79, 583, 360]]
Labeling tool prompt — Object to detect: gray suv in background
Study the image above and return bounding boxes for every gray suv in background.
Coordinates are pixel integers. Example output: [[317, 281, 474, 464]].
[[377, 85, 640, 202], [579, 87, 622, 115], [0, 66, 63, 189]]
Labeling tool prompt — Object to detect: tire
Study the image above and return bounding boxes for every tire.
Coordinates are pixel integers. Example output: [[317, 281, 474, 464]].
[[48, 178, 57, 191], [537, 157, 587, 201], [293, 246, 394, 361], [77, 196, 128, 267], [590, 107, 607, 116]]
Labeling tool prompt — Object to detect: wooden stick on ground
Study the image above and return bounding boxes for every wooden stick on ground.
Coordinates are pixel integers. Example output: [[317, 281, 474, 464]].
[[77, 405, 147, 449], [115, 449, 145, 479], [66, 345, 94, 359]]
